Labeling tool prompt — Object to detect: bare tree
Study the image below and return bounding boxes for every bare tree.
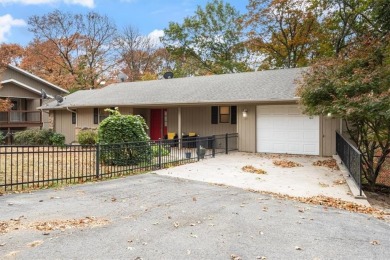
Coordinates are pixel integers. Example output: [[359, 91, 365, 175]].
[[115, 25, 158, 82], [28, 10, 117, 90]]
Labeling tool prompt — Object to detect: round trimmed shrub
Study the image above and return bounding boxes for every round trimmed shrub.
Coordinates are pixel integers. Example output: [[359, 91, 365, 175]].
[[98, 108, 152, 165], [77, 129, 98, 146]]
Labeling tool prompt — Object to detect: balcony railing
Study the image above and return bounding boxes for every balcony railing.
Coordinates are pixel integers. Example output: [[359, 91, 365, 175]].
[[0, 110, 42, 125]]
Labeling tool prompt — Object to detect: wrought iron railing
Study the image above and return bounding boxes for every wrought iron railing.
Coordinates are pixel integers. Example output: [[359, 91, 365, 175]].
[[0, 133, 238, 191], [0, 110, 41, 124], [336, 131, 362, 196]]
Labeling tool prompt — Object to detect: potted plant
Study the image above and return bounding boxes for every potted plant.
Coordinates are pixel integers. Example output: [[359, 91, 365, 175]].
[[185, 149, 192, 159], [197, 145, 206, 159]]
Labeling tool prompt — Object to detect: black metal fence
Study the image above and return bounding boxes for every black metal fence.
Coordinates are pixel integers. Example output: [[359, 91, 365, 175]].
[[336, 131, 362, 196], [0, 133, 238, 191]]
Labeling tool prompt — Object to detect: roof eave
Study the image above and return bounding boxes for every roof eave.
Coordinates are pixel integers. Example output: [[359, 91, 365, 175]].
[[39, 99, 299, 110]]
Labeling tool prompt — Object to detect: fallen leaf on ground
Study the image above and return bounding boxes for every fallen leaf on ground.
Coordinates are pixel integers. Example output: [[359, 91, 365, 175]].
[[333, 179, 346, 185], [231, 254, 242, 260], [273, 160, 303, 168], [295, 246, 302, 250], [173, 222, 180, 228], [313, 159, 340, 170], [242, 165, 267, 174], [319, 182, 329, 187], [371, 240, 380, 245], [27, 240, 43, 247], [5, 251, 19, 257]]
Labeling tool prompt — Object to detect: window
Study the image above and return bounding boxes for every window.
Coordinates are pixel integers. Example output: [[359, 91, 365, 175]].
[[72, 112, 76, 124], [93, 108, 113, 124], [211, 106, 237, 125], [219, 106, 230, 123]]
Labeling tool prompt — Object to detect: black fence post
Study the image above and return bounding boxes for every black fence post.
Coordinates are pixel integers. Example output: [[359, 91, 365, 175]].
[[158, 140, 162, 169], [359, 154, 362, 196], [212, 135, 215, 158], [196, 137, 200, 161], [95, 143, 100, 178], [225, 133, 228, 154]]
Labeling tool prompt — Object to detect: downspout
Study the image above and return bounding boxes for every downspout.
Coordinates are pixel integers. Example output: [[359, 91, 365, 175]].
[[66, 107, 77, 113], [67, 107, 77, 128]]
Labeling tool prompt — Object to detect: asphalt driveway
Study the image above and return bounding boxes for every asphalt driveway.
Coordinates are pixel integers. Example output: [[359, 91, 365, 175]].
[[1, 174, 389, 259]]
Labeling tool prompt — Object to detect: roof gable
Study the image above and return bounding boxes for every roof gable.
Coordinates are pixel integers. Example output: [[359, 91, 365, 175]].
[[7, 65, 69, 94]]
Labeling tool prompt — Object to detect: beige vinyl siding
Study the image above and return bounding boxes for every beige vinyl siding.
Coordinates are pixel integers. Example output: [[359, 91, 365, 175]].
[[167, 106, 237, 136], [237, 105, 256, 152], [77, 108, 96, 129], [120, 107, 134, 115], [0, 83, 41, 99], [54, 110, 75, 143], [6, 68, 63, 95], [167, 108, 178, 134], [2, 68, 64, 97], [321, 116, 340, 156], [76, 107, 135, 129]]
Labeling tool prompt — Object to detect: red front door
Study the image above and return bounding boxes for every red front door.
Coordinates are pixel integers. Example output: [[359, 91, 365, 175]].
[[150, 109, 167, 140]]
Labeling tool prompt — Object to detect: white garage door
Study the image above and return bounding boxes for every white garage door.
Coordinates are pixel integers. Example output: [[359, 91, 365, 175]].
[[256, 105, 319, 155]]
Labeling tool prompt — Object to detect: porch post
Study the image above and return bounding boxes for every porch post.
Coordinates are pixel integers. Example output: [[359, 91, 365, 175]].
[[178, 107, 182, 149]]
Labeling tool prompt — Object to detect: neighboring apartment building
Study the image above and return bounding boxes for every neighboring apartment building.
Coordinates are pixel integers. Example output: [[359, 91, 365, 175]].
[[0, 64, 69, 143]]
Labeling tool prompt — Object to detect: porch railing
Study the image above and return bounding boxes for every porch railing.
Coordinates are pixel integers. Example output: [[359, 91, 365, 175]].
[[0, 110, 42, 124], [0, 133, 238, 191], [336, 131, 362, 196]]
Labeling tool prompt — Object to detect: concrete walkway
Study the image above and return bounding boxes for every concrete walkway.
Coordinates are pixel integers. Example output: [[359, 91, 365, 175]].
[[155, 152, 370, 206]]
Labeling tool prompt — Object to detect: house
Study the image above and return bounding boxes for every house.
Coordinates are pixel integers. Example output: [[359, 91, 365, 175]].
[[0, 64, 69, 142], [40, 68, 340, 156]]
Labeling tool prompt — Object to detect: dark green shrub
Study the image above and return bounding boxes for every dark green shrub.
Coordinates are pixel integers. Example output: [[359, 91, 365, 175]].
[[14, 129, 53, 145], [0, 131, 5, 145], [13, 129, 65, 146], [151, 145, 170, 157], [77, 129, 98, 146], [98, 108, 152, 166], [50, 132, 66, 146]]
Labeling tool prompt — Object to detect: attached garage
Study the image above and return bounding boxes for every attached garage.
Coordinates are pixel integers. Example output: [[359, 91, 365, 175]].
[[256, 105, 320, 155]]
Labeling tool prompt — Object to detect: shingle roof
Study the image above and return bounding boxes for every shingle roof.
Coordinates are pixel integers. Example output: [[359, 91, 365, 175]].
[[40, 67, 304, 110]]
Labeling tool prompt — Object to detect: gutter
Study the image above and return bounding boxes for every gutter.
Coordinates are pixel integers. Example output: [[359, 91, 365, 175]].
[[66, 107, 77, 113]]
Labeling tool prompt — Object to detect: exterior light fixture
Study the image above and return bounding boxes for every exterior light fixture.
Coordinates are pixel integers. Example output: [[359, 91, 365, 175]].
[[242, 109, 248, 118], [327, 112, 332, 117]]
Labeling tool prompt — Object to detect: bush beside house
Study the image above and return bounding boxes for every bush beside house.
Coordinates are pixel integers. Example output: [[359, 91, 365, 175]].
[[13, 129, 65, 146], [98, 108, 152, 166]]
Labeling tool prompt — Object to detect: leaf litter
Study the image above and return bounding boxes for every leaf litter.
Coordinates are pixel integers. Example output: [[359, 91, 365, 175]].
[[247, 189, 389, 221], [1, 216, 109, 234], [242, 165, 267, 174], [313, 159, 340, 170], [273, 160, 303, 168]]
